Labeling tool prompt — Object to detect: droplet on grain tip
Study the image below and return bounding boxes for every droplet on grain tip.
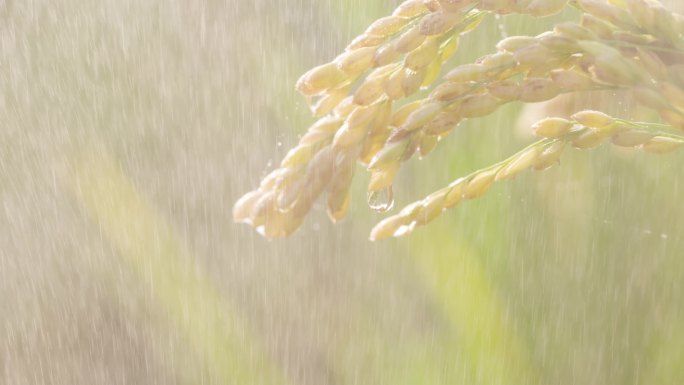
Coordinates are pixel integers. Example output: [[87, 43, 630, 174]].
[[367, 186, 395, 213]]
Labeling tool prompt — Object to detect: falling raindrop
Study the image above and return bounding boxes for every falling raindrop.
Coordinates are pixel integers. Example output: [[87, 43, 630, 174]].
[[367, 186, 394, 213], [495, 14, 508, 38], [255, 225, 266, 237]]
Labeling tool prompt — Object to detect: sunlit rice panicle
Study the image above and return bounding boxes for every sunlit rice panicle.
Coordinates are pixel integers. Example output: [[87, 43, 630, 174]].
[[236, 0, 684, 239], [370, 111, 684, 241], [234, 0, 490, 236], [365, 0, 684, 194]]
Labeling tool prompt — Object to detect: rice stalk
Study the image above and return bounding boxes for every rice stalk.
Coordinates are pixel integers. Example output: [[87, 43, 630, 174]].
[[235, 0, 684, 240], [370, 111, 684, 240]]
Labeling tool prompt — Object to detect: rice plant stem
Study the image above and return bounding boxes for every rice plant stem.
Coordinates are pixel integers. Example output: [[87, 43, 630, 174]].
[[615, 119, 681, 132]]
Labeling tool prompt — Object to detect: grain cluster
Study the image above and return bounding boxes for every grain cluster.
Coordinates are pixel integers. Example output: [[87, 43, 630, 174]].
[[234, 0, 684, 240]]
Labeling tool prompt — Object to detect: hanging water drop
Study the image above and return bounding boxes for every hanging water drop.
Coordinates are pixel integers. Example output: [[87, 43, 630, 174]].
[[367, 186, 395, 213]]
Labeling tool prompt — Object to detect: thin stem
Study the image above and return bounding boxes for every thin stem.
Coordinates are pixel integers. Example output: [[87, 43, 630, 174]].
[[615, 118, 679, 132]]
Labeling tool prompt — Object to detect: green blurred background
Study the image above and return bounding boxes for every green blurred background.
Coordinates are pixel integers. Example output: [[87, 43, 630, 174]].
[[1, 0, 683, 384]]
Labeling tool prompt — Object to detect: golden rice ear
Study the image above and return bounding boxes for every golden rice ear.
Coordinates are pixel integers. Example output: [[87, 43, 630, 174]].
[[532, 141, 565, 171], [486, 80, 521, 101], [390, 100, 423, 126], [443, 179, 466, 209], [395, 25, 427, 53], [444, 63, 488, 82], [524, 0, 569, 17], [233, 190, 264, 224], [660, 82, 684, 112], [402, 102, 443, 131], [571, 110, 616, 131], [353, 79, 385, 106], [333, 96, 356, 118], [532, 118, 574, 138], [422, 0, 443, 13], [611, 131, 656, 147], [382, 69, 405, 100], [519, 78, 560, 103], [366, 16, 411, 38], [422, 59, 443, 87], [577, 0, 638, 31], [437, 0, 473, 13], [440, 34, 460, 61], [538, 34, 581, 55], [641, 136, 684, 154], [462, 168, 499, 199], [412, 191, 447, 226], [347, 34, 386, 51], [336, 47, 377, 74], [659, 110, 684, 133], [424, 110, 462, 135], [430, 81, 472, 101], [550, 69, 597, 92], [458, 94, 502, 118], [368, 163, 400, 192], [511, 44, 555, 70], [418, 131, 439, 157], [554, 22, 597, 40], [312, 87, 350, 117], [369, 215, 409, 241], [572, 129, 610, 149], [633, 86, 671, 111], [299, 117, 345, 147], [419, 11, 463, 36], [296, 63, 347, 96], [281, 145, 315, 168], [402, 67, 428, 95], [479, 0, 514, 13], [637, 47, 668, 80], [373, 44, 401, 67], [497, 35, 537, 52], [327, 163, 354, 223], [579, 14, 614, 38], [394, 0, 430, 18], [276, 178, 305, 213], [495, 146, 541, 181], [368, 105, 684, 240], [368, 138, 410, 171]]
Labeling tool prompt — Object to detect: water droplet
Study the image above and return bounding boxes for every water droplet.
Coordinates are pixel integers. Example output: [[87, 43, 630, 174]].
[[495, 14, 508, 38], [256, 225, 266, 236], [367, 186, 394, 213]]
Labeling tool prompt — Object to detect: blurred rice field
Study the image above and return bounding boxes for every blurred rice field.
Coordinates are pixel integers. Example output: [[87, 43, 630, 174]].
[[1, 0, 683, 384]]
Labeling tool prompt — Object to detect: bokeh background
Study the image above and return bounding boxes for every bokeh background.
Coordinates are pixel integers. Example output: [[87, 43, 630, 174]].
[[1, 0, 683, 384]]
